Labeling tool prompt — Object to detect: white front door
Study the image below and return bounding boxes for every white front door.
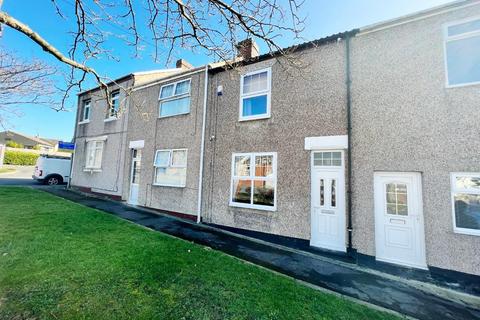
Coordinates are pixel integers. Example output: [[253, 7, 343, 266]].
[[310, 151, 346, 252], [374, 172, 427, 269], [128, 149, 142, 205]]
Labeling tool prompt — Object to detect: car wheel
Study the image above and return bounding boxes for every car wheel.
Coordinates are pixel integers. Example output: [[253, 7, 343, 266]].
[[46, 176, 62, 185]]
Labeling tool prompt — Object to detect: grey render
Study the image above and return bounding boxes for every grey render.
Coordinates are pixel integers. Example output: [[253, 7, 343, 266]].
[[122, 68, 206, 215], [350, 3, 480, 275], [70, 0, 480, 278]]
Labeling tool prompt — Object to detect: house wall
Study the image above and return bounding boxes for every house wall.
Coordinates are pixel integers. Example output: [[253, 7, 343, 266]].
[[350, 4, 480, 275], [202, 43, 348, 239], [123, 71, 206, 215], [71, 79, 132, 197]]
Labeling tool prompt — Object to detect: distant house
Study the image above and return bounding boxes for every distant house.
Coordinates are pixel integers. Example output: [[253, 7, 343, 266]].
[[0, 131, 57, 152]]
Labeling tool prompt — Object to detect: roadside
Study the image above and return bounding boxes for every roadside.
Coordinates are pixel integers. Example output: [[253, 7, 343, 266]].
[[0, 165, 40, 186], [38, 186, 480, 320], [0, 166, 16, 174]]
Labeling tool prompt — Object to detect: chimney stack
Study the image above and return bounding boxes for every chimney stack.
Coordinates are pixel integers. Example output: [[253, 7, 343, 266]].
[[236, 38, 260, 60], [176, 59, 193, 70]]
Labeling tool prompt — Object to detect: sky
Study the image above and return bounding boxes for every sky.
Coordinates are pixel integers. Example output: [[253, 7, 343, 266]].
[[1, 0, 452, 142]]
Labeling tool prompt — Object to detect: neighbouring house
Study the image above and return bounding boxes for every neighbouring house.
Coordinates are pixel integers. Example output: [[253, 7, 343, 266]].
[[0, 130, 56, 152], [70, 68, 185, 199], [70, 0, 480, 290]]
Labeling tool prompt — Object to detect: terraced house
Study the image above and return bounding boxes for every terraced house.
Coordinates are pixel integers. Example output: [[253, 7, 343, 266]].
[[71, 0, 480, 291]]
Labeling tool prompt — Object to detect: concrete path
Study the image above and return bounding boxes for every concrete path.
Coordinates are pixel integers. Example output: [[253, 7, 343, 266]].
[[38, 187, 480, 320]]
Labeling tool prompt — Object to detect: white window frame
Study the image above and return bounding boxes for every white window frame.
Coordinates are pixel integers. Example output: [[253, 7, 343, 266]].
[[79, 99, 91, 124], [105, 90, 120, 121], [158, 79, 191, 118], [229, 152, 277, 211], [443, 16, 480, 88], [450, 172, 480, 236], [84, 139, 105, 171], [153, 148, 188, 187], [239, 68, 271, 121]]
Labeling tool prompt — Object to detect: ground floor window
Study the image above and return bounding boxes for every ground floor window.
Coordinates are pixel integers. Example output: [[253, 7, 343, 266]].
[[451, 173, 480, 236], [230, 152, 276, 211], [85, 140, 104, 169], [153, 149, 187, 187]]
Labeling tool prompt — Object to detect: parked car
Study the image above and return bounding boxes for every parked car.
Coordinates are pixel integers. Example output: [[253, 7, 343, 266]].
[[32, 155, 71, 185]]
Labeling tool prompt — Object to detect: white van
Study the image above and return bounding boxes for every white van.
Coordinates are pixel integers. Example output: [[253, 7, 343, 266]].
[[32, 155, 71, 185]]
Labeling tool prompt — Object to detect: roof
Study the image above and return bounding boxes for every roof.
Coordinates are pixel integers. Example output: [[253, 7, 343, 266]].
[[1, 130, 55, 147], [77, 68, 183, 96]]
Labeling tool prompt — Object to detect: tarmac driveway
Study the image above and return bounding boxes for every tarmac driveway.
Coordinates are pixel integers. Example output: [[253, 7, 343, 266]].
[[0, 165, 41, 186]]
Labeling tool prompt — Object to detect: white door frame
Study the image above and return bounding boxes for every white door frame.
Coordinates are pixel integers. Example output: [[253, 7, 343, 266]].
[[374, 172, 427, 269], [310, 150, 346, 252], [128, 148, 141, 205]]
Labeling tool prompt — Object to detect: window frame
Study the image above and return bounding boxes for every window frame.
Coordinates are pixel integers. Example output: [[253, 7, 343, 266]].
[[158, 79, 192, 118], [229, 152, 277, 211], [79, 99, 91, 124], [153, 148, 188, 187], [450, 172, 480, 236], [239, 67, 272, 121], [84, 140, 105, 170], [443, 16, 480, 88], [105, 90, 120, 120]]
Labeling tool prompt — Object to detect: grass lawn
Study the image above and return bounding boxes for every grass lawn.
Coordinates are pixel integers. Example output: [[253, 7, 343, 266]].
[[0, 167, 15, 174], [0, 187, 399, 320]]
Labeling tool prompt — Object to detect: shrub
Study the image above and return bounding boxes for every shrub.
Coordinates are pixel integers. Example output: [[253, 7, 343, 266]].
[[3, 150, 39, 165], [6, 141, 24, 148]]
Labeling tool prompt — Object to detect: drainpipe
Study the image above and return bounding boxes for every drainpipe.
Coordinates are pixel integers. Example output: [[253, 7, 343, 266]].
[[345, 33, 353, 253], [197, 64, 210, 223], [67, 99, 81, 189]]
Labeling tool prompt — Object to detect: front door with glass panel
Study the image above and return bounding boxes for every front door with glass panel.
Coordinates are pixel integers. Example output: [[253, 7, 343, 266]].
[[310, 151, 346, 252], [128, 149, 142, 205], [374, 172, 427, 269]]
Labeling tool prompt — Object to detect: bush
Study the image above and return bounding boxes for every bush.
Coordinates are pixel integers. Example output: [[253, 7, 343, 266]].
[[3, 150, 39, 165], [6, 141, 24, 148]]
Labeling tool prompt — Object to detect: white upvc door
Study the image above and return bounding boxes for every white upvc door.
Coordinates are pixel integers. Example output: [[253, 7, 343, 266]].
[[374, 172, 427, 269], [128, 149, 142, 205], [310, 151, 346, 252]]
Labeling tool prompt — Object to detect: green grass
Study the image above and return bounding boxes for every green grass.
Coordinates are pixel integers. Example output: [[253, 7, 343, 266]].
[[0, 187, 399, 320], [0, 167, 15, 174]]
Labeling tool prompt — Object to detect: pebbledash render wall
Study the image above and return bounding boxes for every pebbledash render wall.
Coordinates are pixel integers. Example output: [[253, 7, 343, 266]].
[[122, 69, 206, 216], [350, 2, 480, 275], [72, 78, 133, 197], [202, 41, 349, 239]]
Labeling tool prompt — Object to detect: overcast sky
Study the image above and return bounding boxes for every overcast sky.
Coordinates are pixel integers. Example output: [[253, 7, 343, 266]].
[[1, 0, 452, 141]]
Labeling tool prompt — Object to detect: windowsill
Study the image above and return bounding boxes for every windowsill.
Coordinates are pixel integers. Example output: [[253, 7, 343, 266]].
[[238, 114, 271, 122], [158, 111, 190, 119], [229, 202, 276, 212], [104, 117, 118, 122], [78, 120, 90, 125], [445, 81, 480, 89], [83, 168, 102, 172], [152, 183, 186, 188], [453, 227, 480, 237]]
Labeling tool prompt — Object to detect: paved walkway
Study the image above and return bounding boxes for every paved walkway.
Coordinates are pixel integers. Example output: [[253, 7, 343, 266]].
[[40, 187, 480, 320]]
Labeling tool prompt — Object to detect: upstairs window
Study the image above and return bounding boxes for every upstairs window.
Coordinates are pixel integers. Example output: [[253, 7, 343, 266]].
[[153, 149, 187, 187], [159, 79, 191, 118], [444, 17, 480, 87], [230, 152, 276, 210], [451, 173, 480, 236], [107, 90, 120, 118], [81, 100, 90, 122], [240, 68, 271, 121]]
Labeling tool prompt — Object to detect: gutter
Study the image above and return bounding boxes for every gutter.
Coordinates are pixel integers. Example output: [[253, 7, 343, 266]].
[[345, 34, 353, 253], [197, 64, 210, 223]]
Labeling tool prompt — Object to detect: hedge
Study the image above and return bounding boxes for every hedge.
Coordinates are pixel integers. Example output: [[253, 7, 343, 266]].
[[3, 150, 39, 165]]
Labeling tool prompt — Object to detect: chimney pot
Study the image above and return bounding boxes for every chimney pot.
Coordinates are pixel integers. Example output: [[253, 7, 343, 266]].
[[176, 59, 193, 69], [236, 38, 260, 60]]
